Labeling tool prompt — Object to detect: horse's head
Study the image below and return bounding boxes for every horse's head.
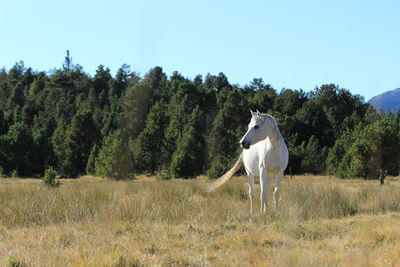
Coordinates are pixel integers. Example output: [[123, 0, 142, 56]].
[[239, 110, 274, 149]]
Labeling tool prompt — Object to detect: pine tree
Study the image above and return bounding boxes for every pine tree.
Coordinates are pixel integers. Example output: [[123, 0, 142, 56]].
[[64, 111, 100, 177], [130, 102, 168, 173], [95, 130, 134, 179], [336, 114, 400, 178], [207, 88, 248, 178], [169, 107, 205, 178], [163, 80, 200, 167], [86, 144, 99, 175], [300, 135, 328, 174], [120, 81, 151, 141], [62, 50, 73, 71], [2, 122, 35, 176], [326, 128, 358, 175]]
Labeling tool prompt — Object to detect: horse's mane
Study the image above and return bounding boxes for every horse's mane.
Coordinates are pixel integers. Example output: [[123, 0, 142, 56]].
[[261, 114, 283, 141]]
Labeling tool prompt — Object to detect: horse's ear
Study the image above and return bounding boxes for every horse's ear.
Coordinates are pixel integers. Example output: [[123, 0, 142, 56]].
[[256, 110, 261, 117], [250, 109, 255, 116]]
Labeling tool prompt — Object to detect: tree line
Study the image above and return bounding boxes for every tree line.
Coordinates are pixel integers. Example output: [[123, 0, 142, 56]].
[[0, 53, 399, 179]]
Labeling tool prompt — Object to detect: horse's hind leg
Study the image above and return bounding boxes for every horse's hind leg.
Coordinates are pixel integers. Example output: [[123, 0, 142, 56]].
[[246, 173, 255, 213], [273, 171, 283, 211]]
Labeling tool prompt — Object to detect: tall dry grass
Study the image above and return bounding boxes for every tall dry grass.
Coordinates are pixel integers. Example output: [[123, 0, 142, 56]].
[[1, 176, 399, 227], [0, 175, 400, 266]]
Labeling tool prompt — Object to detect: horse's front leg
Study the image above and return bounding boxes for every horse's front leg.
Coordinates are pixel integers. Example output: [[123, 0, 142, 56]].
[[259, 168, 270, 213], [246, 173, 255, 213]]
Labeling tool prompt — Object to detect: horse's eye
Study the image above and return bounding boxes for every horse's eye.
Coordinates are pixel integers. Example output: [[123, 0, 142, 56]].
[[254, 125, 259, 130]]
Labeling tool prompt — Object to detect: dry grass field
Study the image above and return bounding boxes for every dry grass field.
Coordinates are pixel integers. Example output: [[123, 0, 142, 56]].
[[1, 175, 400, 266]]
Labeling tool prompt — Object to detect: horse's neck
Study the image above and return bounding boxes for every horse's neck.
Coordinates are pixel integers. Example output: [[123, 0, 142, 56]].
[[267, 129, 281, 147], [264, 116, 282, 146]]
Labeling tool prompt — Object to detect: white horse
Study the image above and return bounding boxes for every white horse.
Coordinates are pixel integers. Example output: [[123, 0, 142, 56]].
[[207, 110, 289, 213]]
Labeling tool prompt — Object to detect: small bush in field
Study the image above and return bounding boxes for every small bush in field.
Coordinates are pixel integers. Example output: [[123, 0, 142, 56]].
[[155, 169, 171, 180], [11, 170, 18, 178], [112, 255, 143, 267], [42, 167, 60, 186], [7, 257, 26, 267]]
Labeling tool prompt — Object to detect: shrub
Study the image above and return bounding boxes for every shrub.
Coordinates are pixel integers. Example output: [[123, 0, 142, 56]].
[[111, 255, 143, 267], [11, 170, 18, 178], [6, 257, 26, 267], [155, 169, 171, 180], [42, 166, 60, 186]]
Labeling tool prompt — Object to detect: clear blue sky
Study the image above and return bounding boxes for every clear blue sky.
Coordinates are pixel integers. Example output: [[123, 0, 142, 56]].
[[1, 0, 399, 101]]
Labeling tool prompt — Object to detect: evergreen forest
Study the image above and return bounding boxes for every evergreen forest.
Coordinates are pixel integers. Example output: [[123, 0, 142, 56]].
[[1, 53, 399, 180]]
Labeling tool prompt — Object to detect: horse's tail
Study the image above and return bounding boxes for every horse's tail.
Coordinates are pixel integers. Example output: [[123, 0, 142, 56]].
[[206, 152, 243, 193]]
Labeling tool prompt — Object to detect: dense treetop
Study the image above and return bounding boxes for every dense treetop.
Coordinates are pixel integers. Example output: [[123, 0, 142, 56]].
[[0, 54, 399, 179]]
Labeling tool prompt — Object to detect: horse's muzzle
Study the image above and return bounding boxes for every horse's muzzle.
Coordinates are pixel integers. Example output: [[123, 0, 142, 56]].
[[240, 141, 250, 149]]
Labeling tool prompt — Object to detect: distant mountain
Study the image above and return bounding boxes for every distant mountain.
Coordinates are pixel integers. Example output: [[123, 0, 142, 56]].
[[368, 88, 400, 114]]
